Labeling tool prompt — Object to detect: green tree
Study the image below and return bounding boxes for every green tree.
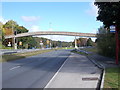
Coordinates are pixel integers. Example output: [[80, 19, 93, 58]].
[[94, 1, 120, 28], [97, 26, 116, 57], [94, 1, 120, 58], [3, 20, 18, 29], [16, 26, 28, 34], [87, 38, 93, 46]]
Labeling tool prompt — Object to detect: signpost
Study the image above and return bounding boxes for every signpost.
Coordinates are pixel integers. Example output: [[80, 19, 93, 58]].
[[110, 25, 119, 64], [110, 25, 116, 33]]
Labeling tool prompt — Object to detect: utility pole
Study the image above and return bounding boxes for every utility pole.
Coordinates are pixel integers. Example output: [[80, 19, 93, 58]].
[[115, 25, 119, 64], [111, 21, 119, 65]]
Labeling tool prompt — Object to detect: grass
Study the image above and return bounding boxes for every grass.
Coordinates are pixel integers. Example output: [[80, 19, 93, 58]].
[[71, 49, 87, 56], [0, 48, 73, 62], [0, 44, 14, 49], [0, 49, 54, 62], [80, 47, 98, 53], [103, 67, 120, 89]]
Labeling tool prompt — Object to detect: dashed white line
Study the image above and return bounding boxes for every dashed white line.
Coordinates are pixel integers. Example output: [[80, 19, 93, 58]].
[[9, 66, 21, 70]]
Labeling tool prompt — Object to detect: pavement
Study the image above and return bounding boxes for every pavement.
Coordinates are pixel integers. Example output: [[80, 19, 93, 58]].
[[45, 52, 101, 88], [76, 48, 119, 68], [87, 52, 119, 68]]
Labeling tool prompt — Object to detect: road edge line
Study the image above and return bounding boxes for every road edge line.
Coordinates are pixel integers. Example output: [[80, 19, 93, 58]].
[[100, 69, 105, 89], [87, 55, 105, 90], [44, 53, 71, 88]]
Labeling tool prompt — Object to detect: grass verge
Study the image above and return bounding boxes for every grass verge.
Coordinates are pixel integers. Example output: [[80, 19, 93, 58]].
[[0, 49, 54, 62], [103, 67, 120, 89], [71, 49, 87, 56], [80, 47, 98, 53]]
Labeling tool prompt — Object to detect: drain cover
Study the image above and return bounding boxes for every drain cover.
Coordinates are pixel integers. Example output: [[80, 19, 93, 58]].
[[82, 77, 98, 81], [90, 72, 96, 74]]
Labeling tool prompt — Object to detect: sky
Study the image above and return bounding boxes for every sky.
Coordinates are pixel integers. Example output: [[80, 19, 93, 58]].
[[1, 1, 103, 42]]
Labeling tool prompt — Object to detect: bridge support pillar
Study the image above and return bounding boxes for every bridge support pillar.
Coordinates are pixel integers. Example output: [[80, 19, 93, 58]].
[[75, 36, 78, 49], [14, 37, 17, 50]]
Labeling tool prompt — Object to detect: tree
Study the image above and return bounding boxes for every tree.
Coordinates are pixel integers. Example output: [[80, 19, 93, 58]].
[[3, 20, 18, 35], [87, 38, 93, 46], [3, 20, 18, 29], [94, 1, 120, 28], [97, 26, 116, 57], [94, 1, 120, 61], [0, 22, 6, 46], [16, 26, 28, 34]]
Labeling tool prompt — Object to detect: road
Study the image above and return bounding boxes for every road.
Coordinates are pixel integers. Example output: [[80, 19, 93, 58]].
[[2, 49, 71, 88]]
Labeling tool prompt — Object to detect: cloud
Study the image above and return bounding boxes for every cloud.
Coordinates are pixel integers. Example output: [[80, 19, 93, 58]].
[[85, 1, 98, 16], [0, 16, 8, 24], [30, 25, 41, 32], [30, 25, 48, 32], [21, 16, 40, 22]]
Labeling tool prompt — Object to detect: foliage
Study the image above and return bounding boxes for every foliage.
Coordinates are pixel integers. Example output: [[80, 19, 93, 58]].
[[97, 26, 116, 57], [2, 20, 37, 49], [94, 1, 120, 28], [72, 38, 87, 47], [34, 37, 73, 48], [94, 1, 120, 58], [16, 26, 28, 34], [86, 38, 94, 46], [3, 20, 18, 29], [0, 22, 5, 48], [72, 38, 96, 47], [2, 20, 74, 49]]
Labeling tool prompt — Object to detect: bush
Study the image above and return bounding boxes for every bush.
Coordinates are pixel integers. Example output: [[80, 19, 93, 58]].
[[97, 26, 118, 58]]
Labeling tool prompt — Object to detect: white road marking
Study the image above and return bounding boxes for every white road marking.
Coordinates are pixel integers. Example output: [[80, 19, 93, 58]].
[[9, 66, 21, 70], [44, 53, 71, 88]]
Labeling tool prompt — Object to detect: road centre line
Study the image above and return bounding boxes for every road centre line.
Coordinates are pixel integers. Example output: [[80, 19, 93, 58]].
[[9, 66, 21, 70]]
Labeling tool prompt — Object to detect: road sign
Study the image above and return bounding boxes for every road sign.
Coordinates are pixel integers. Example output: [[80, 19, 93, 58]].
[[47, 40, 50, 44], [19, 41, 22, 46], [110, 25, 115, 33], [40, 43, 43, 45], [8, 42, 11, 47]]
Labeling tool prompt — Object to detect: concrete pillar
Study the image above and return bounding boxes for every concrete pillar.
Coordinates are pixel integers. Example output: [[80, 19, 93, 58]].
[[75, 36, 78, 49], [14, 37, 17, 50], [15, 43, 17, 50]]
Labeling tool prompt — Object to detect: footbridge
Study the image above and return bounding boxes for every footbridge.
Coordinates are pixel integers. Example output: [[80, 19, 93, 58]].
[[5, 31, 96, 49], [5, 31, 96, 39]]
